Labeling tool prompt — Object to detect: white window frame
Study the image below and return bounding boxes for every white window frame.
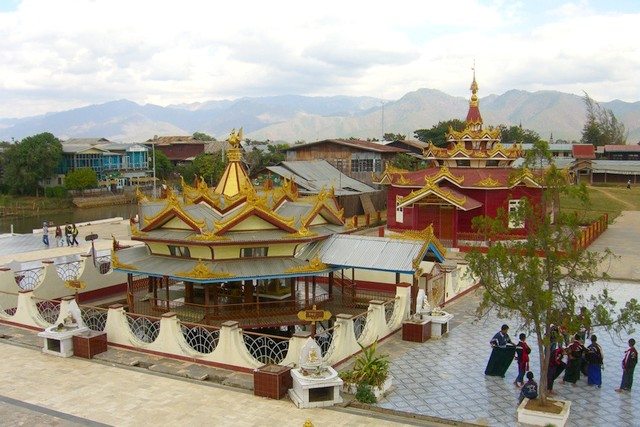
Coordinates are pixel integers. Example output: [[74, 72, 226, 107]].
[[395, 195, 404, 223]]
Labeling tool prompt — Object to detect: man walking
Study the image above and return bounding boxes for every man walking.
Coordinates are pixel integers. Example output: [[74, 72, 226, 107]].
[[71, 223, 79, 246], [616, 338, 637, 392], [42, 222, 49, 247]]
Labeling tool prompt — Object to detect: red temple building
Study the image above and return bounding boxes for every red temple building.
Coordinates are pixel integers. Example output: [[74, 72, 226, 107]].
[[375, 72, 543, 247]]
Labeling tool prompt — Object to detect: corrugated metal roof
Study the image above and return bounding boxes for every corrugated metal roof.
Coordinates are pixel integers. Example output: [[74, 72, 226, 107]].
[[115, 245, 334, 282], [267, 160, 376, 195], [592, 160, 640, 173], [314, 234, 425, 273], [286, 139, 407, 154]]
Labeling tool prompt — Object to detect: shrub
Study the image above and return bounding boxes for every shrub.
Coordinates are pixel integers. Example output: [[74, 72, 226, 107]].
[[45, 186, 68, 198], [355, 384, 377, 404]]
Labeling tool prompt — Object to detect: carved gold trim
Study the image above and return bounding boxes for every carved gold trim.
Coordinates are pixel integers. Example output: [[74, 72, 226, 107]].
[[399, 180, 467, 207], [188, 230, 229, 242], [177, 259, 234, 279], [135, 187, 148, 202], [391, 224, 447, 258], [285, 257, 328, 273], [477, 176, 501, 187], [424, 166, 465, 185], [143, 190, 206, 230], [287, 226, 318, 239], [111, 250, 137, 270], [130, 223, 147, 237]]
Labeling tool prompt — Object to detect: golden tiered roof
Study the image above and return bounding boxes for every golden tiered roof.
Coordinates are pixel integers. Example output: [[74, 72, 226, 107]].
[[135, 129, 348, 241]]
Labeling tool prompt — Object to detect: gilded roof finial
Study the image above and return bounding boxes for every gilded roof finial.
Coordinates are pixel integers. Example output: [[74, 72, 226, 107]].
[[470, 60, 478, 106]]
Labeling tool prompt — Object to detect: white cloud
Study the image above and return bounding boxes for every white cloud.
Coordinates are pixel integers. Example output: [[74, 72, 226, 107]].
[[0, 0, 638, 117]]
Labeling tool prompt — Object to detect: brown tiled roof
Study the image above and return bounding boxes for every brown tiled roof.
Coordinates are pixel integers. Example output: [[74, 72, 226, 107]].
[[572, 144, 596, 159], [286, 139, 407, 153], [147, 136, 202, 145]]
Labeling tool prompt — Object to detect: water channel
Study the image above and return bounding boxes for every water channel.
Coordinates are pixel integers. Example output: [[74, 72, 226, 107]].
[[0, 204, 139, 234]]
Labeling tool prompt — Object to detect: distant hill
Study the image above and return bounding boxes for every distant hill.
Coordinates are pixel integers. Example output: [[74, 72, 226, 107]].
[[1, 91, 638, 144]]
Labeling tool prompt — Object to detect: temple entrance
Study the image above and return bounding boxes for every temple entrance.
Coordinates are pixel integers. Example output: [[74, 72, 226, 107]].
[[439, 206, 455, 247]]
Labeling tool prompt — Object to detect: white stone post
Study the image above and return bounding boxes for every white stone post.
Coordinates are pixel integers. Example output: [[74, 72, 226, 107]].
[[12, 290, 49, 328], [324, 314, 360, 366], [146, 312, 197, 356], [205, 321, 262, 369], [357, 300, 387, 347], [105, 303, 146, 347]]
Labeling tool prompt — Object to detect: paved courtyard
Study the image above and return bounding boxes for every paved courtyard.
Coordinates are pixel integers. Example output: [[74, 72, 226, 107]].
[[377, 281, 639, 426]]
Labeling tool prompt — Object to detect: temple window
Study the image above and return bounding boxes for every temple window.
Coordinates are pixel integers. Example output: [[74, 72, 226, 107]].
[[168, 245, 191, 258], [395, 195, 404, 223], [486, 160, 499, 167], [456, 159, 471, 167], [508, 199, 524, 229], [241, 247, 268, 258]]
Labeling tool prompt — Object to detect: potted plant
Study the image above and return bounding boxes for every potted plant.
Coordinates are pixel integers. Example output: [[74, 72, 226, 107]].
[[339, 341, 392, 402]]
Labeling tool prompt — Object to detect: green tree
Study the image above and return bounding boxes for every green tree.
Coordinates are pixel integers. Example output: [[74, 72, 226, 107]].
[[499, 125, 541, 145], [64, 168, 98, 192], [152, 150, 173, 180], [192, 131, 216, 141], [414, 119, 466, 148], [383, 133, 406, 142], [2, 132, 63, 195], [389, 153, 423, 171], [581, 93, 627, 146], [465, 161, 640, 405], [242, 142, 289, 176], [178, 152, 226, 185]]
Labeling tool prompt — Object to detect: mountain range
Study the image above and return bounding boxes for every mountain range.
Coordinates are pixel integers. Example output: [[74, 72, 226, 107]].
[[1, 90, 639, 144]]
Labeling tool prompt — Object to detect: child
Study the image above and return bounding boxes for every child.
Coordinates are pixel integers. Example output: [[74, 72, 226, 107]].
[[515, 333, 531, 387], [519, 371, 538, 404]]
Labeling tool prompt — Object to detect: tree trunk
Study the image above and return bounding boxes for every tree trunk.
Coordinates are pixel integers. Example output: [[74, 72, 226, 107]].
[[536, 329, 553, 405]]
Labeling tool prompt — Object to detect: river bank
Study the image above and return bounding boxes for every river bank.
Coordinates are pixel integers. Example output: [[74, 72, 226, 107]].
[[0, 203, 138, 234]]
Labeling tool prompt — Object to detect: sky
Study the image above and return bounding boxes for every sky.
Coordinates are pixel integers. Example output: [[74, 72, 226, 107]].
[[0, 0, 639, 118]]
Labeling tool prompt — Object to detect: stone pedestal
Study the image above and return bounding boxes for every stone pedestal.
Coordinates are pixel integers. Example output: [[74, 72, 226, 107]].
[[402, 319, 431, 342], [73, 330, 107, 359], [517, 398, 571, 426], [254, 364, 292, 399], [421, 311, 453, 339], [38, 325, 89, 358], [288, 366, 343, 408]]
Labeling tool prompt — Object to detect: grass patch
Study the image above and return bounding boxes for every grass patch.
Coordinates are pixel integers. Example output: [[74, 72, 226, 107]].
[[560, 185, 640, 222], [0, 195, 74, 217]]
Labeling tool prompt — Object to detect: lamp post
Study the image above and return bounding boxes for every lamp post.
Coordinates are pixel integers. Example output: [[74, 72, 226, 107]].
[[152, 142, 156, 198]]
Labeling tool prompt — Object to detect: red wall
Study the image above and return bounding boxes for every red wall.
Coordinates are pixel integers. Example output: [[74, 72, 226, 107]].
[[387, 183, 543, 236]]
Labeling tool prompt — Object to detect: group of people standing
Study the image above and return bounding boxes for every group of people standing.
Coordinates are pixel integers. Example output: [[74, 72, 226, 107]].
[[485, 324, 637, 402], [42, 221, 79, 248]]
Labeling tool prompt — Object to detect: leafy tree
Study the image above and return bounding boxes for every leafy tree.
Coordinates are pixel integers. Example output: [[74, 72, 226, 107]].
[[177, 152, 226, 186], [64, 168, 98, 192], [2, 132, 63, 195], [152, 150, 173, 180], [465, 159, 640, 405], [389, 153, 423, 171], [414, 119, 466, 148], [383, 133, 406, 142], [499, 125, 541, 145], [242, 142, 289, 176], [581, 93, 627, 146], [192, 131, 216, 141]]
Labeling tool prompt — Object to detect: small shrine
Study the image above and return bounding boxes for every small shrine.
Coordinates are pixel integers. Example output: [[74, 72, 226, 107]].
[[375, 71, 543, 246], [288, 337, 343, 408], [38, 300, 89, 357]]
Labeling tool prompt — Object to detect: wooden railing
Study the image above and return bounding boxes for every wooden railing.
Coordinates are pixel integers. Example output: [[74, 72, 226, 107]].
[[136, 293, 332, 324]]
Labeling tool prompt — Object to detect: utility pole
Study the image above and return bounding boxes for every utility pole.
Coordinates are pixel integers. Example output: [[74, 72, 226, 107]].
[[381, 100, 385, 141], [152, 142, 156, 198]]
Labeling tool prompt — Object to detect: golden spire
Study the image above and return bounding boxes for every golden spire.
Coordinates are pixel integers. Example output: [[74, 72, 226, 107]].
[[470, 62, 478, 107], [214, 128, 251, 198]]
